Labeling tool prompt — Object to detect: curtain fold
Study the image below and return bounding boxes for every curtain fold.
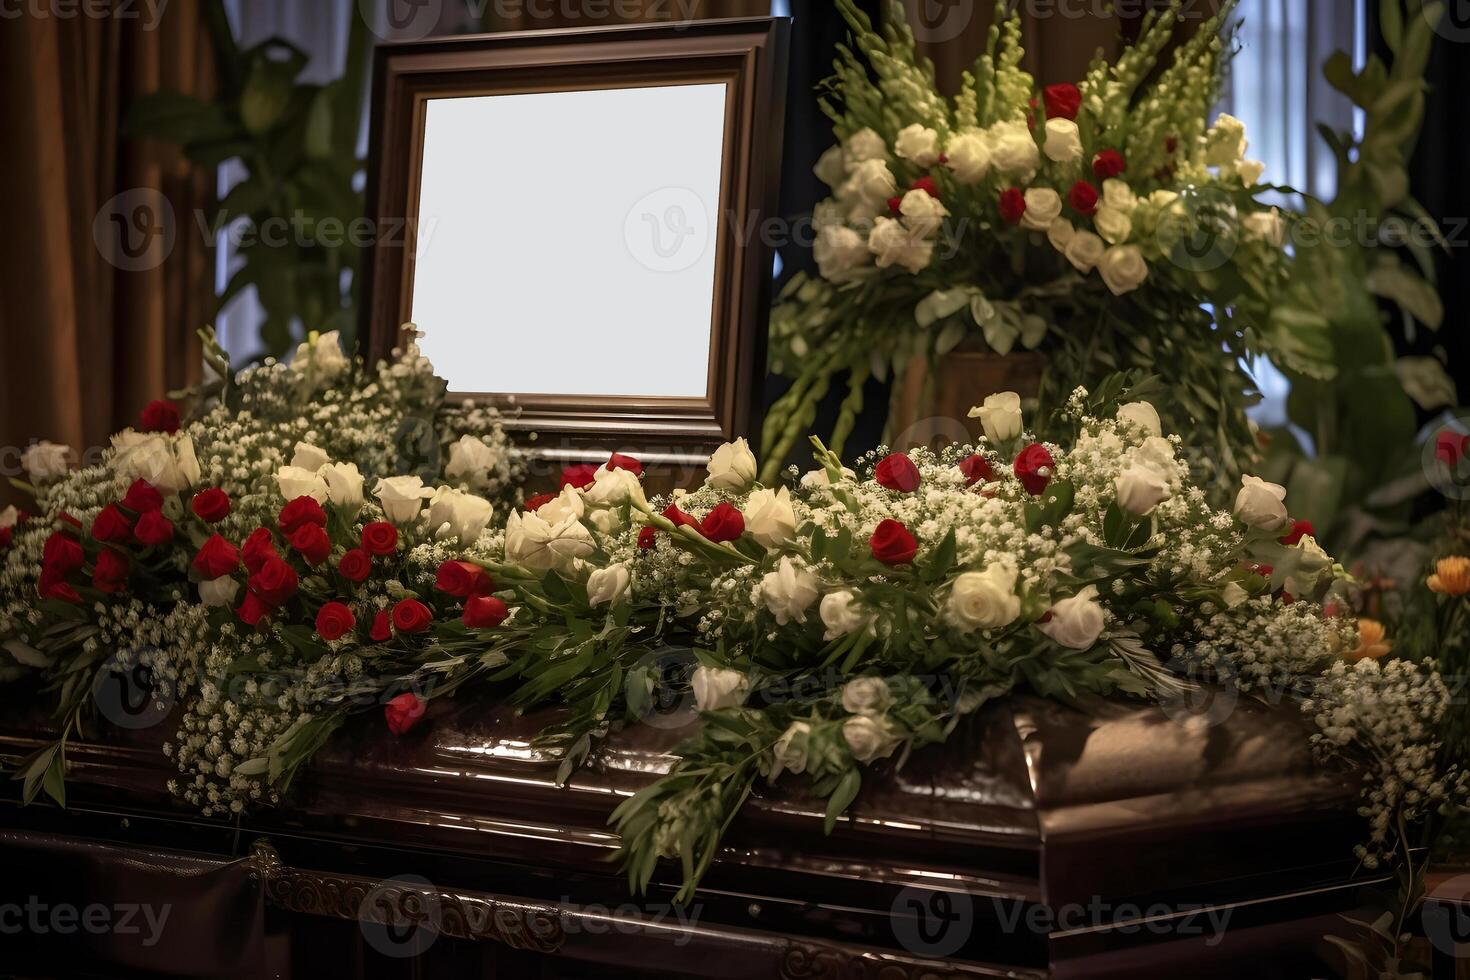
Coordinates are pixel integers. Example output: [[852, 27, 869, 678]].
[[0, 4, 213, 498]]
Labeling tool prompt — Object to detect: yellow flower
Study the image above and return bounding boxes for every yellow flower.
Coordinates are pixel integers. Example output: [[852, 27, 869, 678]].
[[1344, 619, 1392, 662], [1427, 557, 1470, 597]]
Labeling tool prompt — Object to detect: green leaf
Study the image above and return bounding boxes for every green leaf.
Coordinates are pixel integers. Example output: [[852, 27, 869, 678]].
[[123, 91, 240, 144], [823, 768, 861, 833], [1367, 256, 1444, 329], [1380, 0, 1404, 54]]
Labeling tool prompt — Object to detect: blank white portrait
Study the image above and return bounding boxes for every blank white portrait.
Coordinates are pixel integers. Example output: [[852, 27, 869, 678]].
[[410, 83, 729, 398]]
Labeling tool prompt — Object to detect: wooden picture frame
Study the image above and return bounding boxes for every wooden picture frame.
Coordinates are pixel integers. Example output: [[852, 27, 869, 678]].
[[362, 18, 789, 479]]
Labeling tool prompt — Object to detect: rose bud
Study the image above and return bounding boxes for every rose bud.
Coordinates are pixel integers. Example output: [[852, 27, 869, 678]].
[[249, 555, 299, 606], [42, 532, 84, 574], [338, 548, 372, 584], [91, 504, 134, 545], [139, 399, 181, 434], [235, 592, 272, 627], [391, 598, 433, 634], [278, 496, 327, 535], [315, 601, 356, 642], [870, 519, 918, 566], [1043, 82, 1081, 120], [191, 488, 232, 524], [663, 504, 699, 530], [463, 595, 510, 629], [191, 534, 240, 580], [637, 526, 658, 550], [360, 521, 398, 557], [1092, 148, 1126, 180], [958, 455, 994, 486], [606, 453, 643, 476], [522, 493, 556, 513], [38, 570, 81, 604], [92, 549, 130, 594], [1013, 444, 1055, 496], [289, 523, 332, 566], [384, 693, 427, 736], [435, 560, 492, 598], [559, 464, 598, 490], [1279, 519, 1315, 546], [700, 502, 745, 543], [242, 527, 278, 575], [121, 479, 163, 514], [999, 187, 1026, 225], [874, 453, 921, 492], [134, 510, 175, 547], [369, 610, 392, 642]]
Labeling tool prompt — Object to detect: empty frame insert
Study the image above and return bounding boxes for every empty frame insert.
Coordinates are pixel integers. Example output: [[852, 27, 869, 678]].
[[364, 19, 789, 466]]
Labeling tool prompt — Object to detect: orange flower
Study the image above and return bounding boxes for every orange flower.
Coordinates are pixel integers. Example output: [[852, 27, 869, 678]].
[[1344, 619, 1392, 662], [1428, 557, 1470, 597]]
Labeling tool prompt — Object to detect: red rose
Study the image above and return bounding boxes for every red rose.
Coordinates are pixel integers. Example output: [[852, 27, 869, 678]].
[[1092, 149, 1126, 180], [887, 195, 903, 215], [192, 534, 240, 580], [999, 188, 1026, 226], [242, 527, 277, 575], [278, 496, 327, 535], [1436, 429, 1469, 468], [1068, 180, 1099, 216], [911, 175, 940, 199], [560, 464, 598, 490], [384, 693, 426, 736], [91, 504, 134, 545], [1013, 444, 1055, 496], [249, 555, 299, 606], [38, 571, 80, 604], [58, 512, 82, 529], [236, 592, 272, 627], [874, 453, 921, 493], [1165, 136, 1178, 154], [139, 399, 180, 434], [361, 522, 398, 557], [391, 598, 433, 634], [121, 479, 163, 514], [42, 532, 84, 574], [463, 595, 509, 629], [959, 455, 994, 486], [663, 504, 699, 530], [134, 511, 175, 547], [638, 526, 658, 550], [522, 493, 556, 513], [93, 549, 130, 594], [436, 560, 492, 598], [191, 488, 232, 524], [289, 523, 332, 566], [0, 528, 11, 550], [338, 548, 372, 583], [870, 519, 918, 566], [1043, 83, 1081, 120], [1279, 519, 1315, 546], [701, 502, 745, 543], [315, 601, 356, 642], [370, 610, 392, 642], [607, 453, 643, 476]]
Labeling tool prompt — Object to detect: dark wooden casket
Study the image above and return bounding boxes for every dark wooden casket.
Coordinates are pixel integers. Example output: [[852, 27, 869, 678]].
[[0, 690, 1374, 978]]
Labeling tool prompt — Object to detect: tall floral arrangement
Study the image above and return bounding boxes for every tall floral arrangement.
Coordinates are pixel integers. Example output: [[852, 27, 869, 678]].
[[766, 0, 1337, 488]]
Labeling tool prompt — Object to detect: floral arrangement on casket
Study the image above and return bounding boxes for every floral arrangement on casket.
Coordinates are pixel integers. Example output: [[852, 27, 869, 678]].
[[0, 329, 526, 803], [97, 372, 1460, 903], [764, 0, 1342, 487]]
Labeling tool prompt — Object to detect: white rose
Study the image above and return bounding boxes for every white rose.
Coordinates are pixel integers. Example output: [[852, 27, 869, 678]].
[[1101, 178, 1137, 212], [290, 330, 350, 381], [1020, 187, 1062, 231], [1149, 189, 1181, 211], [895, 123, 941, 167], [275, 465, 327, 503], [821, 590, 874, 641], [843, 127, 888, 166], [1064, 230, 1106, 272], [21, 442, 70, 482], [706, 437, 757, 491], [1043, 117, 1082, 163], [0, 506, 17, 530], [988, 119, 1040, 180], [843, 715, 900, 763], [1094, 204, 1132, 244], [744, 487, 797, 548], [1233, 474, 1289, 531], [1038, 585, 1106, 650], [1047, 218, 1076, 252], [1116, 401, 1162, 437], [1204, 113, 1247, 166], [868, 216, 934, 274], [813, 199, 846, 231], [1134, 436, 1177, 474], [946, 564, 1021, 631], [1294, 534, 1332, 574], [585, 465, 645, 509], [1237, 158, 1265, 185], [801, 466, 856, 488], [428, 486, 493, 546], [842, 158, 897, 210], [945, 130, 991, 184], [320, 461, 365, 516], [373, 475, 435, 524], [1114, 464, 1171, 516], [111, 432, 199, 495], [968, 391, 1023, 443], [291, 442, 330, 472], [772, 722, 812, 776], [445, 435, 498, 485], [899, 188, 949, 237], [841, 676, 892, 717], [760, 556, 821, 625], [588, 508, 623, 535], [1242, 207, 1285, 246], [198, 576, 239, 607], [504, 510, 595, 572], [691, 666, 749, 711], [537, 485, 586, 524], [815, 225, 872, 282], [814, 144, 847, 187], [1222, 582, 1249, 609], [586, 563, 631, 607], [1097, 245, 1148, 295]]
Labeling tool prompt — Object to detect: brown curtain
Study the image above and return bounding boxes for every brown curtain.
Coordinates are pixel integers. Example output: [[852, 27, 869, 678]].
[[0, 4, 214, 494]]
